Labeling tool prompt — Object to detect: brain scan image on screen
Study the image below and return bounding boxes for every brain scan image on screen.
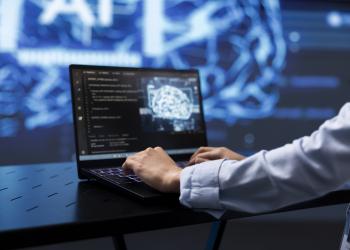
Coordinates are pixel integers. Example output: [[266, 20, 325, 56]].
[[140, 77, 202, 133], [150, 85, 193, 120]]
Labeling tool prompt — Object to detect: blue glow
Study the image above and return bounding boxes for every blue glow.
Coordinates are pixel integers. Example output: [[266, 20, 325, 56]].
[[327, 11, 350, 28], [272, 107, 336, 120], [0, 0, 286, 138], [327, 12, 342, 27], [289, 76, 340, 88]]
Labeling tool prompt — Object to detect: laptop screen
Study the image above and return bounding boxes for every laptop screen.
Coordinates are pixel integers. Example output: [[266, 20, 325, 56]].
[[70, 65, 207, 162]]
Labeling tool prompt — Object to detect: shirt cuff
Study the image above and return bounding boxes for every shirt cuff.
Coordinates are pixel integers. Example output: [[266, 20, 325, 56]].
[[179, 159, 225, 210]]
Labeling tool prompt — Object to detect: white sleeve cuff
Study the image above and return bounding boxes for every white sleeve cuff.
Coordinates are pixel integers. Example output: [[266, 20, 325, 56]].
[[179, 159, 226, 210]]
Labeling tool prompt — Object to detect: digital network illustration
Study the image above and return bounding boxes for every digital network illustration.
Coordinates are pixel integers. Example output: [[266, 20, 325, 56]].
[[0, 0, 286, 137], [1, 0, 350, 164]]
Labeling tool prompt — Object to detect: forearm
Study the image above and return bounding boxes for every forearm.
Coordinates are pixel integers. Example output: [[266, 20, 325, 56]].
[[180, 144, 347, 215], [179, 103, 350, 214]]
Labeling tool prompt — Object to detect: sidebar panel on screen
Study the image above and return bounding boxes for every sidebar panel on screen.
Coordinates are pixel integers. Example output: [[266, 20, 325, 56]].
[[73, 69, 142, 160]]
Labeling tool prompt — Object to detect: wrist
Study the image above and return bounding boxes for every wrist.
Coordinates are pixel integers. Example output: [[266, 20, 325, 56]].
[[165, 168, 181, 193]]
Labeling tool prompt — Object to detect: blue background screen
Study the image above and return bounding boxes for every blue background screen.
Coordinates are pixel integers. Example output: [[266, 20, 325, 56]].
[[0, 0, 349, 165]]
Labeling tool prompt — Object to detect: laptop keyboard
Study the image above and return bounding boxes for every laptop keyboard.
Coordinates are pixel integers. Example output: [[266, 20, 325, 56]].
[[90, 162, 187, 185], [90, 167, 142, 184]]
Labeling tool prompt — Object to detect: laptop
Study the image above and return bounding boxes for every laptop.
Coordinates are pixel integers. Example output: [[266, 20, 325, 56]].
[[69, 64, 208, 200]]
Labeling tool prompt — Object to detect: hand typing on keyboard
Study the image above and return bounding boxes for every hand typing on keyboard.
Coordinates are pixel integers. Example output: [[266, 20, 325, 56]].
[[122, 147, 181, 193], [188, 146, 245, 165]]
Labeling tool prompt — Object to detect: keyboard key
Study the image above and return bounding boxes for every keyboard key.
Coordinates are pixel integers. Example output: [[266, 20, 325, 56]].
[[90, 167, 142, 184]]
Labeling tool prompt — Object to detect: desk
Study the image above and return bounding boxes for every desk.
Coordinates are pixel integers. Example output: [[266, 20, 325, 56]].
[[0, 162, 350, 250]]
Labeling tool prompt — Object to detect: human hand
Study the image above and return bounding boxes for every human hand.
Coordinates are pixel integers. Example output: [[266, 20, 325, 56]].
[[188, 147, 245, 165], [122, 147, 182, 193]]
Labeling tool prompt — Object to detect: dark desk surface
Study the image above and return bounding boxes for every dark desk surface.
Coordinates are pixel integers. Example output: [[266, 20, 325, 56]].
[[1, 162, 350, 249], [0, 162, 216, 249]]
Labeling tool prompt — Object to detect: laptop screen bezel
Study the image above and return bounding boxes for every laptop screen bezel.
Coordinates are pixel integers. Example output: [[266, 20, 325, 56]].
[[69, 64, 208, 174]]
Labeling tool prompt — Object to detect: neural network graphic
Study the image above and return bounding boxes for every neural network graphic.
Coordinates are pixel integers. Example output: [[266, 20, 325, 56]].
[[0, 0, 286, 137]]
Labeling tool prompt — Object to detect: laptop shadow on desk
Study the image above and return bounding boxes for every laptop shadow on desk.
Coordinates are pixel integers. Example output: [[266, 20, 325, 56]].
[[75, 180, 182, 220]]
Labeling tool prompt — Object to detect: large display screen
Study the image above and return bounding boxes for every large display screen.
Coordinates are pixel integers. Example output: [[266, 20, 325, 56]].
[[0, 0, 349, 165]]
